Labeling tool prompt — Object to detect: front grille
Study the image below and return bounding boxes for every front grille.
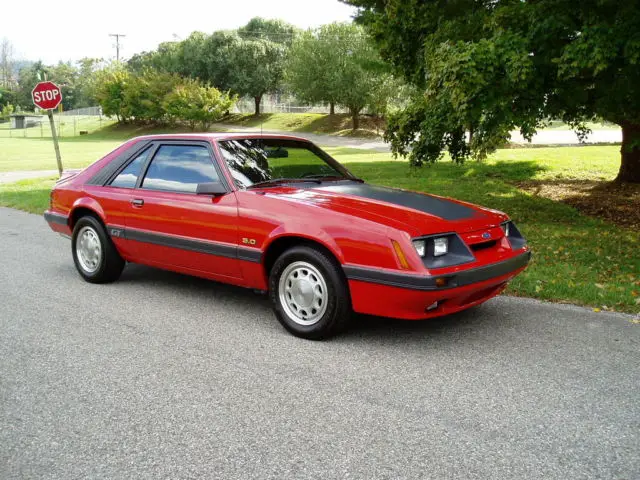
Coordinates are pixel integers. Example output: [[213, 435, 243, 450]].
[[470, 240, 497, 252]]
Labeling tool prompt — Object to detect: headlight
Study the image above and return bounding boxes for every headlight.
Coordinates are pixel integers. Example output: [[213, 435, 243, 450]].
[[433, 237, 449, 257], [412, 239, 426, 257], [433, 237, 449, 256], [412, 233, 475, 268], [412, 236, 451, 258]]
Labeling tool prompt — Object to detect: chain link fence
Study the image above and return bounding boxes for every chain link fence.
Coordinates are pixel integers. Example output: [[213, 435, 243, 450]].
[[232, 95, 349, 115], [0, 107, 116, 139]]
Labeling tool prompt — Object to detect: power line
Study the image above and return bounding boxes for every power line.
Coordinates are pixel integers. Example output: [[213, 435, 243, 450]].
[[109, 33, 126, 62]]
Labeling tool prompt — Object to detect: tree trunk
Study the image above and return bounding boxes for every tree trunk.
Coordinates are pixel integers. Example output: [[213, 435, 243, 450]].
[[351, 109, 360, 131], [616, 123, 640, 183], [468, 124, 474, 146], [330, 102, 335, 116], [254, 96, 261, 116]]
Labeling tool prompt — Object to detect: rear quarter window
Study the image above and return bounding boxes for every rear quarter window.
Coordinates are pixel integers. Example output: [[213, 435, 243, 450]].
[[109, 147, 153, 188]]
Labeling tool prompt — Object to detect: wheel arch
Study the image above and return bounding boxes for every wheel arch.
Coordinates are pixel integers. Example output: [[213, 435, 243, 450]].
[[69, 198, 106, 229], [262, 234, 345, 278]]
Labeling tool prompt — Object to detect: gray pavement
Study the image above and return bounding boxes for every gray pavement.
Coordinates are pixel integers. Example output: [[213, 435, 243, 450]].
[[0, 170, 58, 184], [1, 207, 639, 479]]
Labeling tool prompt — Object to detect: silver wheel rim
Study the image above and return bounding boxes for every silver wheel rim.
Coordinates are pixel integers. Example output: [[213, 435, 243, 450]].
[[76, 226, 102, 274], [278, 261, 329, 326]]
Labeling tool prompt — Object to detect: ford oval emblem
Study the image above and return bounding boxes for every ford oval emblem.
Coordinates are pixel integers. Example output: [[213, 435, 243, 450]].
[[482, 232, 491, 239]]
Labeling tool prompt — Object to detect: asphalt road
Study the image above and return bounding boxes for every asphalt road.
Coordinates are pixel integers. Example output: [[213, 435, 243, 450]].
[[1, 207, 638, 479]]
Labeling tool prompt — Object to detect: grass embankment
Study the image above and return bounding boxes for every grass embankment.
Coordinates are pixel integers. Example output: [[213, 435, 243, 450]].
[[0, 138, 637, 314], [222, 113, 384, 138]]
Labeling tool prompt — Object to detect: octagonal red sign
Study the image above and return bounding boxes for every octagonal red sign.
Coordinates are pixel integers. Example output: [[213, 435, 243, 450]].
[[32, 81, 62, 110]]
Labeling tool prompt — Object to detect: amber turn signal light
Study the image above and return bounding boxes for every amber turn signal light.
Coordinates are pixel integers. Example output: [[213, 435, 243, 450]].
[[391, 240, 411, 269]]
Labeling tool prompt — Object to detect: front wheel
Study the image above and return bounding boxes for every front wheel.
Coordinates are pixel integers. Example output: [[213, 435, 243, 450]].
[[269, 245, 351, 340], [71, 215, 125, 284]]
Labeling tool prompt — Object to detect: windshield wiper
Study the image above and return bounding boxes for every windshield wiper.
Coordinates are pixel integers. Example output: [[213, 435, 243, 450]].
[[247, 177, 323, 189]]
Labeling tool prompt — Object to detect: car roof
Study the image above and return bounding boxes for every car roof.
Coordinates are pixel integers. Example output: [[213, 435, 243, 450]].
[[128, 132, 313, 143]]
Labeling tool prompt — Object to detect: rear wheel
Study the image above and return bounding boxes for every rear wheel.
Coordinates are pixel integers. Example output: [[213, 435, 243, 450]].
[[269, 245, 351, 339], [71, 215, 124, 283]]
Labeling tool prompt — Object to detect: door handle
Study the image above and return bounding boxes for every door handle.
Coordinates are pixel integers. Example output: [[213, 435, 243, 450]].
[[131, 199, 144, 207]]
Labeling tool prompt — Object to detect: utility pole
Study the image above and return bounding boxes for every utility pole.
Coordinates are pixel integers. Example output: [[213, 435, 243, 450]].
[[109, 33, 126, 62]]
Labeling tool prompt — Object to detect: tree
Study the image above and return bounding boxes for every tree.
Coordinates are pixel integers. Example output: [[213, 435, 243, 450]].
[[238, 17, 298, 47], [176, 31, 209, 79], [127, 50, 159, 73], [286, 25, 345, 115], [15, 61, 48, 109], [226, 38, 286, 115], [49, 62, 79, 111], [127, 41, 181, 75], [74, 58, 103, 108], [163, 78, 236, 130], [286, 23, 388, 127], [200, 31, 240, 92], [122, 69, 181, 123], [1, 103, 14, 119], [346, 0, 640, 183], [0, 87, 16, 109], [94, 65, 130, 122], [333, 24, 389, 129], [1, 38, 15, 89]]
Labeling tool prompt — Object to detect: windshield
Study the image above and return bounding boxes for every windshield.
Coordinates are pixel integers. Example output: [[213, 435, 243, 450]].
[[217, 138, 356, 189]]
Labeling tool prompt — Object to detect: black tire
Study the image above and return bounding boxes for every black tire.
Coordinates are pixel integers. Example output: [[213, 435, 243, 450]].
[[71, 215, 125, 284], [269, 245, 351, 340]]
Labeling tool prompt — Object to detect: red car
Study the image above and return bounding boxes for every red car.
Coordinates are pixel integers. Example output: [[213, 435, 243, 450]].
[[44, 133, 530, 339]]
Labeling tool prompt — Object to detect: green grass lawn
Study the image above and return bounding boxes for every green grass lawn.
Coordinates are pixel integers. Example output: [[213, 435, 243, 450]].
[[0, 176, 56, 214], [0, 123, 211, 172], [1, 139, 638, 314], [0, 137, 123, 171]]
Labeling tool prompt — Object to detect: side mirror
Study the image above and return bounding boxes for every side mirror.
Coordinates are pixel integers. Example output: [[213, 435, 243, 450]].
[[196, 181, 227, 196]]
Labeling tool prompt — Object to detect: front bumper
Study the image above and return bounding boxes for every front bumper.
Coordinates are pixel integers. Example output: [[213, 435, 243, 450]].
[[346, 250, 531, 319]]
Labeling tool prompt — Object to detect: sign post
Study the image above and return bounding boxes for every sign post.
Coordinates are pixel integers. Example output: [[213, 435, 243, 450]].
[[32, 81, 63, 176]]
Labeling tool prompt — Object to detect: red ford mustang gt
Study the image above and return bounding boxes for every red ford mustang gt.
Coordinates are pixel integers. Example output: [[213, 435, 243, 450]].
[[44, 133, 530, 339]]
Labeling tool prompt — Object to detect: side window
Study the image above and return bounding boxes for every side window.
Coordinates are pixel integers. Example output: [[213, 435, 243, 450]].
[[141, 145, 220, 193], [109, 147, 152, 188]]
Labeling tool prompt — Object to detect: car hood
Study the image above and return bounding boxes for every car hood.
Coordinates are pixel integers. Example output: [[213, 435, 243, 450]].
[[263, 182, 508, 236]]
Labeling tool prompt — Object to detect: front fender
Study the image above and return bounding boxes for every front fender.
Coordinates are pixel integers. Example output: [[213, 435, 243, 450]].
[[262, 224, 346, 264]]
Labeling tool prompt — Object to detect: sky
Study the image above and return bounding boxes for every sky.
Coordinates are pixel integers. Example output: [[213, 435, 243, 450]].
[[3, 0, 357, 64]]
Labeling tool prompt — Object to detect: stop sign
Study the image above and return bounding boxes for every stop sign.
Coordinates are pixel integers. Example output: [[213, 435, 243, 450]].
[[32, 81, 62, 110]]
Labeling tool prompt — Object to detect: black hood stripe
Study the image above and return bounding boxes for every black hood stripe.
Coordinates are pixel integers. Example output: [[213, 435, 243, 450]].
[[316, 183, 477, 220]]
